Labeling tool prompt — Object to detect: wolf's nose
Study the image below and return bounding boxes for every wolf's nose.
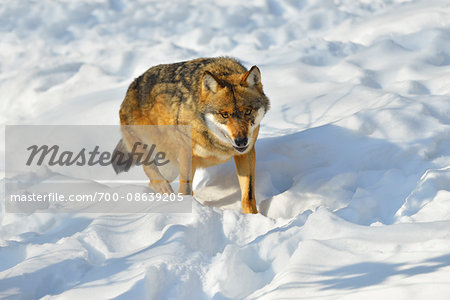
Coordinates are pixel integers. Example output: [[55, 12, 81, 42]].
[[235, 137, 248, 147]]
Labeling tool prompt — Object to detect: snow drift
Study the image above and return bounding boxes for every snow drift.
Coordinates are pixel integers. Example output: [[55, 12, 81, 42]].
[[1, 0, 450, 299]]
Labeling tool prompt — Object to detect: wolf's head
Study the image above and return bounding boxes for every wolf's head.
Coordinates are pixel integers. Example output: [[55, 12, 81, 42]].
[[199, 66, 270, 153]]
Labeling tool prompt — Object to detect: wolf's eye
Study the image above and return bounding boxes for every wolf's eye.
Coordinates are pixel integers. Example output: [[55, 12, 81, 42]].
[[244, 109, 252, 116], [220, 112, 229, 118]]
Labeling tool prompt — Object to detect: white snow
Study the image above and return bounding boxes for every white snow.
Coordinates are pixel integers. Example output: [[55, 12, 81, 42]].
[[2, 0, 450, 299]]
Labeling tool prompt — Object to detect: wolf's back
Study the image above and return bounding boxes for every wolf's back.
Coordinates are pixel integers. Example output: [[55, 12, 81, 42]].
[[119, 57, 247, 124]]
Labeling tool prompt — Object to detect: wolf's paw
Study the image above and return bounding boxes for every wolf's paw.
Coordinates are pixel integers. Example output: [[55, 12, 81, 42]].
[[178, 179, 193, 195], [242, 201, 258, 214], [149, 180, 174, 194]]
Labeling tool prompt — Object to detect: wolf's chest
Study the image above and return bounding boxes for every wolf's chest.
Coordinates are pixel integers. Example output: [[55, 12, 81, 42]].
[[193, 144, 233, 167]]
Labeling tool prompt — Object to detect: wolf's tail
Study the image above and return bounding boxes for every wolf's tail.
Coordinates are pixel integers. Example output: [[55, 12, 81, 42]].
[[111, 139, 134, 174]]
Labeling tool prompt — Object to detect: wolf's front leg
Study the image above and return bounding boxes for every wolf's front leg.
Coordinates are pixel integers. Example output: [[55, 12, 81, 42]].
[[234, 147, 258, 214], [178, 167, 195, 195], [178, 151, 196, 195]]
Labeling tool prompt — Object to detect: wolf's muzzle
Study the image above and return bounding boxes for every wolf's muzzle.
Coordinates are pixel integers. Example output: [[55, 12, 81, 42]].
[[233, 137, 249, 152], [234, 137, 248, 147]]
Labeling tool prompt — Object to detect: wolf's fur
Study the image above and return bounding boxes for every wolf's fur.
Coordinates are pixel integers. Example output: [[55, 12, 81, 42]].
[[113, 57, 270, 213]]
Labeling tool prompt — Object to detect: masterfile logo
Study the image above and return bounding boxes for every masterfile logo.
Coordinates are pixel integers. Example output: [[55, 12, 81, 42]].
[[25, 142, 170, 167], [4, 125, 192, 213]]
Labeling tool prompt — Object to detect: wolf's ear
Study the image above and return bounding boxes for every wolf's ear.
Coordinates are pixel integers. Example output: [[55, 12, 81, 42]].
[[202, 71, 220, 93], [241, 66, 261, 87]]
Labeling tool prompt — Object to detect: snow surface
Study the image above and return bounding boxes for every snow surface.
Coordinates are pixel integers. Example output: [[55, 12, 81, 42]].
[[2, 0, 450, 299]]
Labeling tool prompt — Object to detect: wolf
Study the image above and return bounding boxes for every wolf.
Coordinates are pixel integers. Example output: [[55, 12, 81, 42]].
[[112, 57, 270, 214]]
